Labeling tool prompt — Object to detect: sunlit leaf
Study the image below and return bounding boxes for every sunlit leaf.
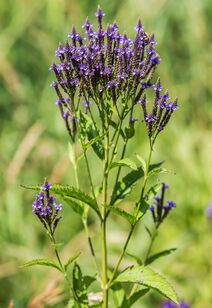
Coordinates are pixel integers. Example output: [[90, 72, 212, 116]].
[[105, 205, 136, 225], [114, 265, 178, 304], [110, 158, 137, 171]]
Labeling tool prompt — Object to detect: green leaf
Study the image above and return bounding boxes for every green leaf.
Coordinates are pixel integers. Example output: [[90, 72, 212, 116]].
[[110, 158, 137, 171], [84, 275, 96, 288], [110, 161, 164, 206], [62, 196, 84, 216], [109, 119, 126, 140], [114, 265, 178, 304], [121, 288, 149, 307], [52, 185, 101, 218], [72, 263, 89, 306], [148, 167, 171, 177], [110, 167, 144, 205], [64, 252, 81, 272], [136, 155, 147, 174], [105, 205, 136, 225], [146, 183, 162, 202], [146, 248, 177, 265], [22, 259, 62, 272], [125, 126, 135, 139], [137, 197, 149, 219], [80, 112, 104, 159]]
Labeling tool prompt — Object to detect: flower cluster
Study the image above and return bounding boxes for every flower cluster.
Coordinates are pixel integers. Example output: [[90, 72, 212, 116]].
[[162, 300, 190, 308], [149, 183, 176, 226], [140, 78, 178, 138], [32, 180, 62, 234], [50, 6, 178, 141]]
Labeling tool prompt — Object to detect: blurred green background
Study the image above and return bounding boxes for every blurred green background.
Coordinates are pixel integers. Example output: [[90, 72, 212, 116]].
[[0, 0, 212, 307]]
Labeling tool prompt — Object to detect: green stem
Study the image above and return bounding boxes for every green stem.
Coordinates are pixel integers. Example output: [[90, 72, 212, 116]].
[[144, 226, 158, 265], [108, 142, 153, 285], [101, 127, 110, 308]]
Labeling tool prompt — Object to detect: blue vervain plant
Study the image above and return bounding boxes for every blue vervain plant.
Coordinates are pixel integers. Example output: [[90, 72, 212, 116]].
[[23, 6, 180, 307]]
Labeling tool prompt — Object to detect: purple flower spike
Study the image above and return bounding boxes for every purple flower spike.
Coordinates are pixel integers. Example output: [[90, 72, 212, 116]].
[[32, 180, 62, 234], [149, 183, 176, 226]]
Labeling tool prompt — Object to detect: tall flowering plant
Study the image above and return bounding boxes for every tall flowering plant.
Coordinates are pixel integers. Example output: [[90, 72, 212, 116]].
[[23, 7, 181, 307]]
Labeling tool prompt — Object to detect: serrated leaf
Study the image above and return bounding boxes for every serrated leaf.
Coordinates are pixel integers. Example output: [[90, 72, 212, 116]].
[[114, 266, 178, 304], [73, 263, 89, 306], [110, 158, 137, 171], [136, 155, 147, 174], [22, 259, 62, 272], [146, 248, 177, 265], [64, 252, 81, 272], [105, 205, 136, 225], [80, 112, 104, 159]]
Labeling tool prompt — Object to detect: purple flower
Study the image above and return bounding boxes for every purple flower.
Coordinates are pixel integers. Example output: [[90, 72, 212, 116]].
[[206, 204, 212, 219], [162, 301, 190, 308], [32, 179, 63, 234]]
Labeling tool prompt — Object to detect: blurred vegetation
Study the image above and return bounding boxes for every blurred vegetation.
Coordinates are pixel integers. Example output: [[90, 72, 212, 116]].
[[0, 0, 212, 307]]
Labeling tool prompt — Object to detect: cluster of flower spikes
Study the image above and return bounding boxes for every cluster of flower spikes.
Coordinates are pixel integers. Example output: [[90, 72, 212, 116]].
[[50, 6, 178, 140], [149, 183, 176, 226], [32, 180, 62, 234]]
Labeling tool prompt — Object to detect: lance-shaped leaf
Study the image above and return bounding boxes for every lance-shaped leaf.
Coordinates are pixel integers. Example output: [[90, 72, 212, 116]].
[[80, 112, 104, 159], [110, 158, 137, 171], [114, 265, 178, 304], [64, 252, 81, 272], [136, 154, 147, 174], [22, 259, 62, 272], [148, 167, 172, 177], [105, 205, 136, 225], [146, 248, 177, 265], [111, 161, 164, 205], [72, 263, 89, 306]]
